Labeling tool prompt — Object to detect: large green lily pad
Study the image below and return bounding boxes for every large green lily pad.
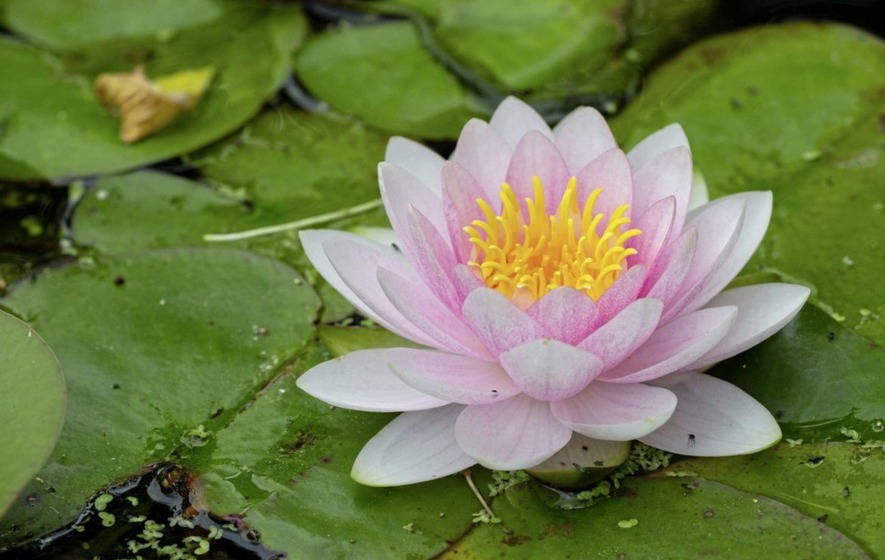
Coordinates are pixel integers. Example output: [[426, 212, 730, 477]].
[[0, 310, 65, 518], [442, 470, 869, 558], [294, 20, 487, 139], [610, 22, 885, 440], [667, 442, 885, 555], [188, 344, 486, 559], [0, 249, 320, 545], [428, 0, 627, 92], [612, 22, 885, 344], [710, 305, 884, 440], [73, 109, 392, 322], [0, 0, 307, 181]]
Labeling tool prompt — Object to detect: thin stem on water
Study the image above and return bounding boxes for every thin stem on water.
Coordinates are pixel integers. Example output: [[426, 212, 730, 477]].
[[202, 198, 383, 242], [461, 469, 496, 519]]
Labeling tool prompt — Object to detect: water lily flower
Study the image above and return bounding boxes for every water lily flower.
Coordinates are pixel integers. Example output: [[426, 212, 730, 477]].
[[297, 97, 809, 486]]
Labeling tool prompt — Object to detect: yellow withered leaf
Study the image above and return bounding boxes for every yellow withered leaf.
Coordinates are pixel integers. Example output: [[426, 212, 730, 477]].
[[94, 65, 215, 143]]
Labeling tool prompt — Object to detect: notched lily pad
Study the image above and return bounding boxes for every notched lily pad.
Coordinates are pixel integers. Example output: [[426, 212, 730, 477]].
[[0, 248, 319, 546]]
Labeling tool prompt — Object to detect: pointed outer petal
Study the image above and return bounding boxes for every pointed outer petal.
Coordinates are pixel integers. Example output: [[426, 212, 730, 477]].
[[377, 267, 491, 360], [451, 119, 511, 203], [594, 265, 647, 326], [631, 147, 693, 238], [405, 207, 461, 311], [553, 106, 617, 173], [640, 373, 781, 456], [321, 235, 438, 346], [378, 162, 448, 251], [643, 227, 698, 306], [387, 348, 520, 405], [551, 382, 677, 441], [455, 394, 571, 470], [687, 169, 709, 211], [302, 230, 429, 343], [689, 283, 811, 370], [601, 305, 738, 384], [499, 339, 603, 401], [628, 196, 675, 270], [662, 197, 745, 322], [461, 288, 548, 357], [442, 161, 487, 263], [489, 96, 553, 147], [579, 298, 663, 370], [505, 130, 571, 203], [680, 191, 773, 314], [296, 350, 448, 412], [575, 148, 632, 224], [352, 405, 475, 486], [526, 287, 598, 344], [385, 136, 444, 194], [627, 123, 689, 172]]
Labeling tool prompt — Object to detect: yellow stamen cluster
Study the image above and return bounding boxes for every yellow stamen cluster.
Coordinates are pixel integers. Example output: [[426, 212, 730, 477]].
[[464, 176, 641, 302]]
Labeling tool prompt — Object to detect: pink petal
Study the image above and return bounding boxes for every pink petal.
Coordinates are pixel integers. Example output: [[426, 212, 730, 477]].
[[377, 267, 491, 359], [527, 287, 598, 344], [575, 148, 632, 225], [352, 405, 475, 486], [505, 130, 571, 203], [385, 136, 444, 194], [405, 207, 461, 310], [551, 382, 677, 441], [453, 264, 484, 301], [302, 230, 434, 345], [643, 227, 697, 306], [461, 288, 547, 356], [387, 348, 519, 404], [489, 96, 553, 146], [455, 394, 571, 470], [628, 196, 675, 271], [579, 298, 663, 370], [296, 350, 448, 412], [680, 191, 773, 314], [689, 283, 810, 370], [442, 161, 487, 263], [627, 123, 689, 172], [451, 119, 512, 202], [601, 306, 738, 383], [640, 373, 781, 456], [631, 147, 692, 240], [499, 339, 603, 401], [663, 196, 745, 321], [553, 106, 616, 173], [595, 265, 647, 325], [378, 162, 448, 250]]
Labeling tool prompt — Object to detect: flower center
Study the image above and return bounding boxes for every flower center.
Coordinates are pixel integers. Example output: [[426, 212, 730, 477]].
[[464, 176, 641, 302]]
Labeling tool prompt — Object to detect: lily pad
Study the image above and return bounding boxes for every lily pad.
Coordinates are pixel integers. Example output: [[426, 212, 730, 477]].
[[0, 310, 65, 517], [188, 344, 485, 559], [0, 249, 320, 545], [442, 473, 869, 558], [611, 22, 885, 343], [428, 0, 627, 91], [0, 1, 307, 180], [294, 20, 487, 139], [709, 305, 884, 440], [667, 442, 885, 555]]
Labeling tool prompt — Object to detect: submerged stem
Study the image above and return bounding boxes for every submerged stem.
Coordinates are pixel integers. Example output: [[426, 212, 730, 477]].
[[202, 198, 383, 242]]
